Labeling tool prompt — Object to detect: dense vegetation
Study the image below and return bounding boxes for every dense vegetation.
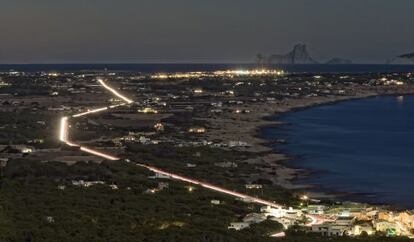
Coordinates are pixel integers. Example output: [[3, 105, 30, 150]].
[[125, 144, 298, 206], [0, 160, 285, 242], [0, 111, 58, 147], [284, 228, 413, 242]]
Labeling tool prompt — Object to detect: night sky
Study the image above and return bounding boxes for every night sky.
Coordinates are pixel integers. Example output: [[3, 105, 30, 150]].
[[0, 0, 413, 64]]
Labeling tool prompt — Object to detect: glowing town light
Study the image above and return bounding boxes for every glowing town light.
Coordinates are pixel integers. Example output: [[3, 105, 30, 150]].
[[48, 72, 59, 77], [213, 69, 284, 76], [138, 107, 158, 114], [97, 79, 133, 104], [193, 88, 203, 94], [151, 74, 169, 79]]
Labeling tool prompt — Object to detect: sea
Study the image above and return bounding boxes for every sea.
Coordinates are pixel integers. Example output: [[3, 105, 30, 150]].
[[262, 96, 414, 209]]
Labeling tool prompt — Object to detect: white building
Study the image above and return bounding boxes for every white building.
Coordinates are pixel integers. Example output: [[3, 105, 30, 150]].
[[245, 184, 262, 189], [310, 223, 349, 237], [243, 213, 267, 224], [271, 217, 295, 229], [352, 224, 375, 236], [306, 205, 326, 215], [261, 206, 287, 218], [14, 145, 35, 154], [211, 200, 221, 205], [228, 222, 250, 231]]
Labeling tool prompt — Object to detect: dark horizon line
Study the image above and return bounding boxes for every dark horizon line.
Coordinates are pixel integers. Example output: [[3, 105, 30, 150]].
[[0, 62, 411, 66]]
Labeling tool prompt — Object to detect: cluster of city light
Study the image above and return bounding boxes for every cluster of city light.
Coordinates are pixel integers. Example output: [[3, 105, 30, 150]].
[[213, 69, 284, 76], [0, 81, 11, 87], [58, 77, 287, 213], [379, 78, 405, 86], [149, 69, 284, 80], [48, 72, 59, 77], [151, 72, 204, 79], [137, 107, 158, 114]]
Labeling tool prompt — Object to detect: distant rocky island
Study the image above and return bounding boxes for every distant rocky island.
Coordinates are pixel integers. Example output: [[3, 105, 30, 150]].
[[387, 52, 414, 64], [264, 44, 352, 65], [268, 44, 318, 64], [259, 44, 414, 65]]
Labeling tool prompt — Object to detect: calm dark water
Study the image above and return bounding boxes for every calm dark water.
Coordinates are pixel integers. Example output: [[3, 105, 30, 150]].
[[263, 96, 414, 208], [1, 63, 414, 73]]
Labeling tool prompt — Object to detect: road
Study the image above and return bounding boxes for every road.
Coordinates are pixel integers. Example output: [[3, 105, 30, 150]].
[[59, 78, 283, 209]]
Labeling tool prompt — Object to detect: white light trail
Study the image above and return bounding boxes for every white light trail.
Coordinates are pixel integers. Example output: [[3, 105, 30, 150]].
[[59, 117, 119, 160], [72, 99, 127, 118], [97, 79, 133, 104], [59, 117, 80, 147], [109, 103, 127, 109], [137, 164, 283, 209], [72, 107, 109, 118], [59, 117, 69, 142], [80, 146, 119, 161]]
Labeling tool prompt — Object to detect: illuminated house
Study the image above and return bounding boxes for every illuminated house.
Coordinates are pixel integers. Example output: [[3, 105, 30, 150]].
[[228, 222, 250, 231], [193, 88, 204, 94], [188, 127, 206, 133], [138, 107, 158, 114]]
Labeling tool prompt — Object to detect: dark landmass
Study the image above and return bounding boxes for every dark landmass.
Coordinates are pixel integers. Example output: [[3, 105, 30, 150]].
[[388, 52, 414, 64], [266, 44, 353, 65], [326, 58, 353, 65], [1, 69, 414, 241]]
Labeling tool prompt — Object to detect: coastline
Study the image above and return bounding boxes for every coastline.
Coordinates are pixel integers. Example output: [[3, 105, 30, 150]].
[[205, 85, 414, 207], [259, 91, 414, 207]]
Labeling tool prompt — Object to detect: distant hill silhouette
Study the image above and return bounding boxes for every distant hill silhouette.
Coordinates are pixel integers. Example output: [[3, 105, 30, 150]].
[[388, 52, 414, 64]]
